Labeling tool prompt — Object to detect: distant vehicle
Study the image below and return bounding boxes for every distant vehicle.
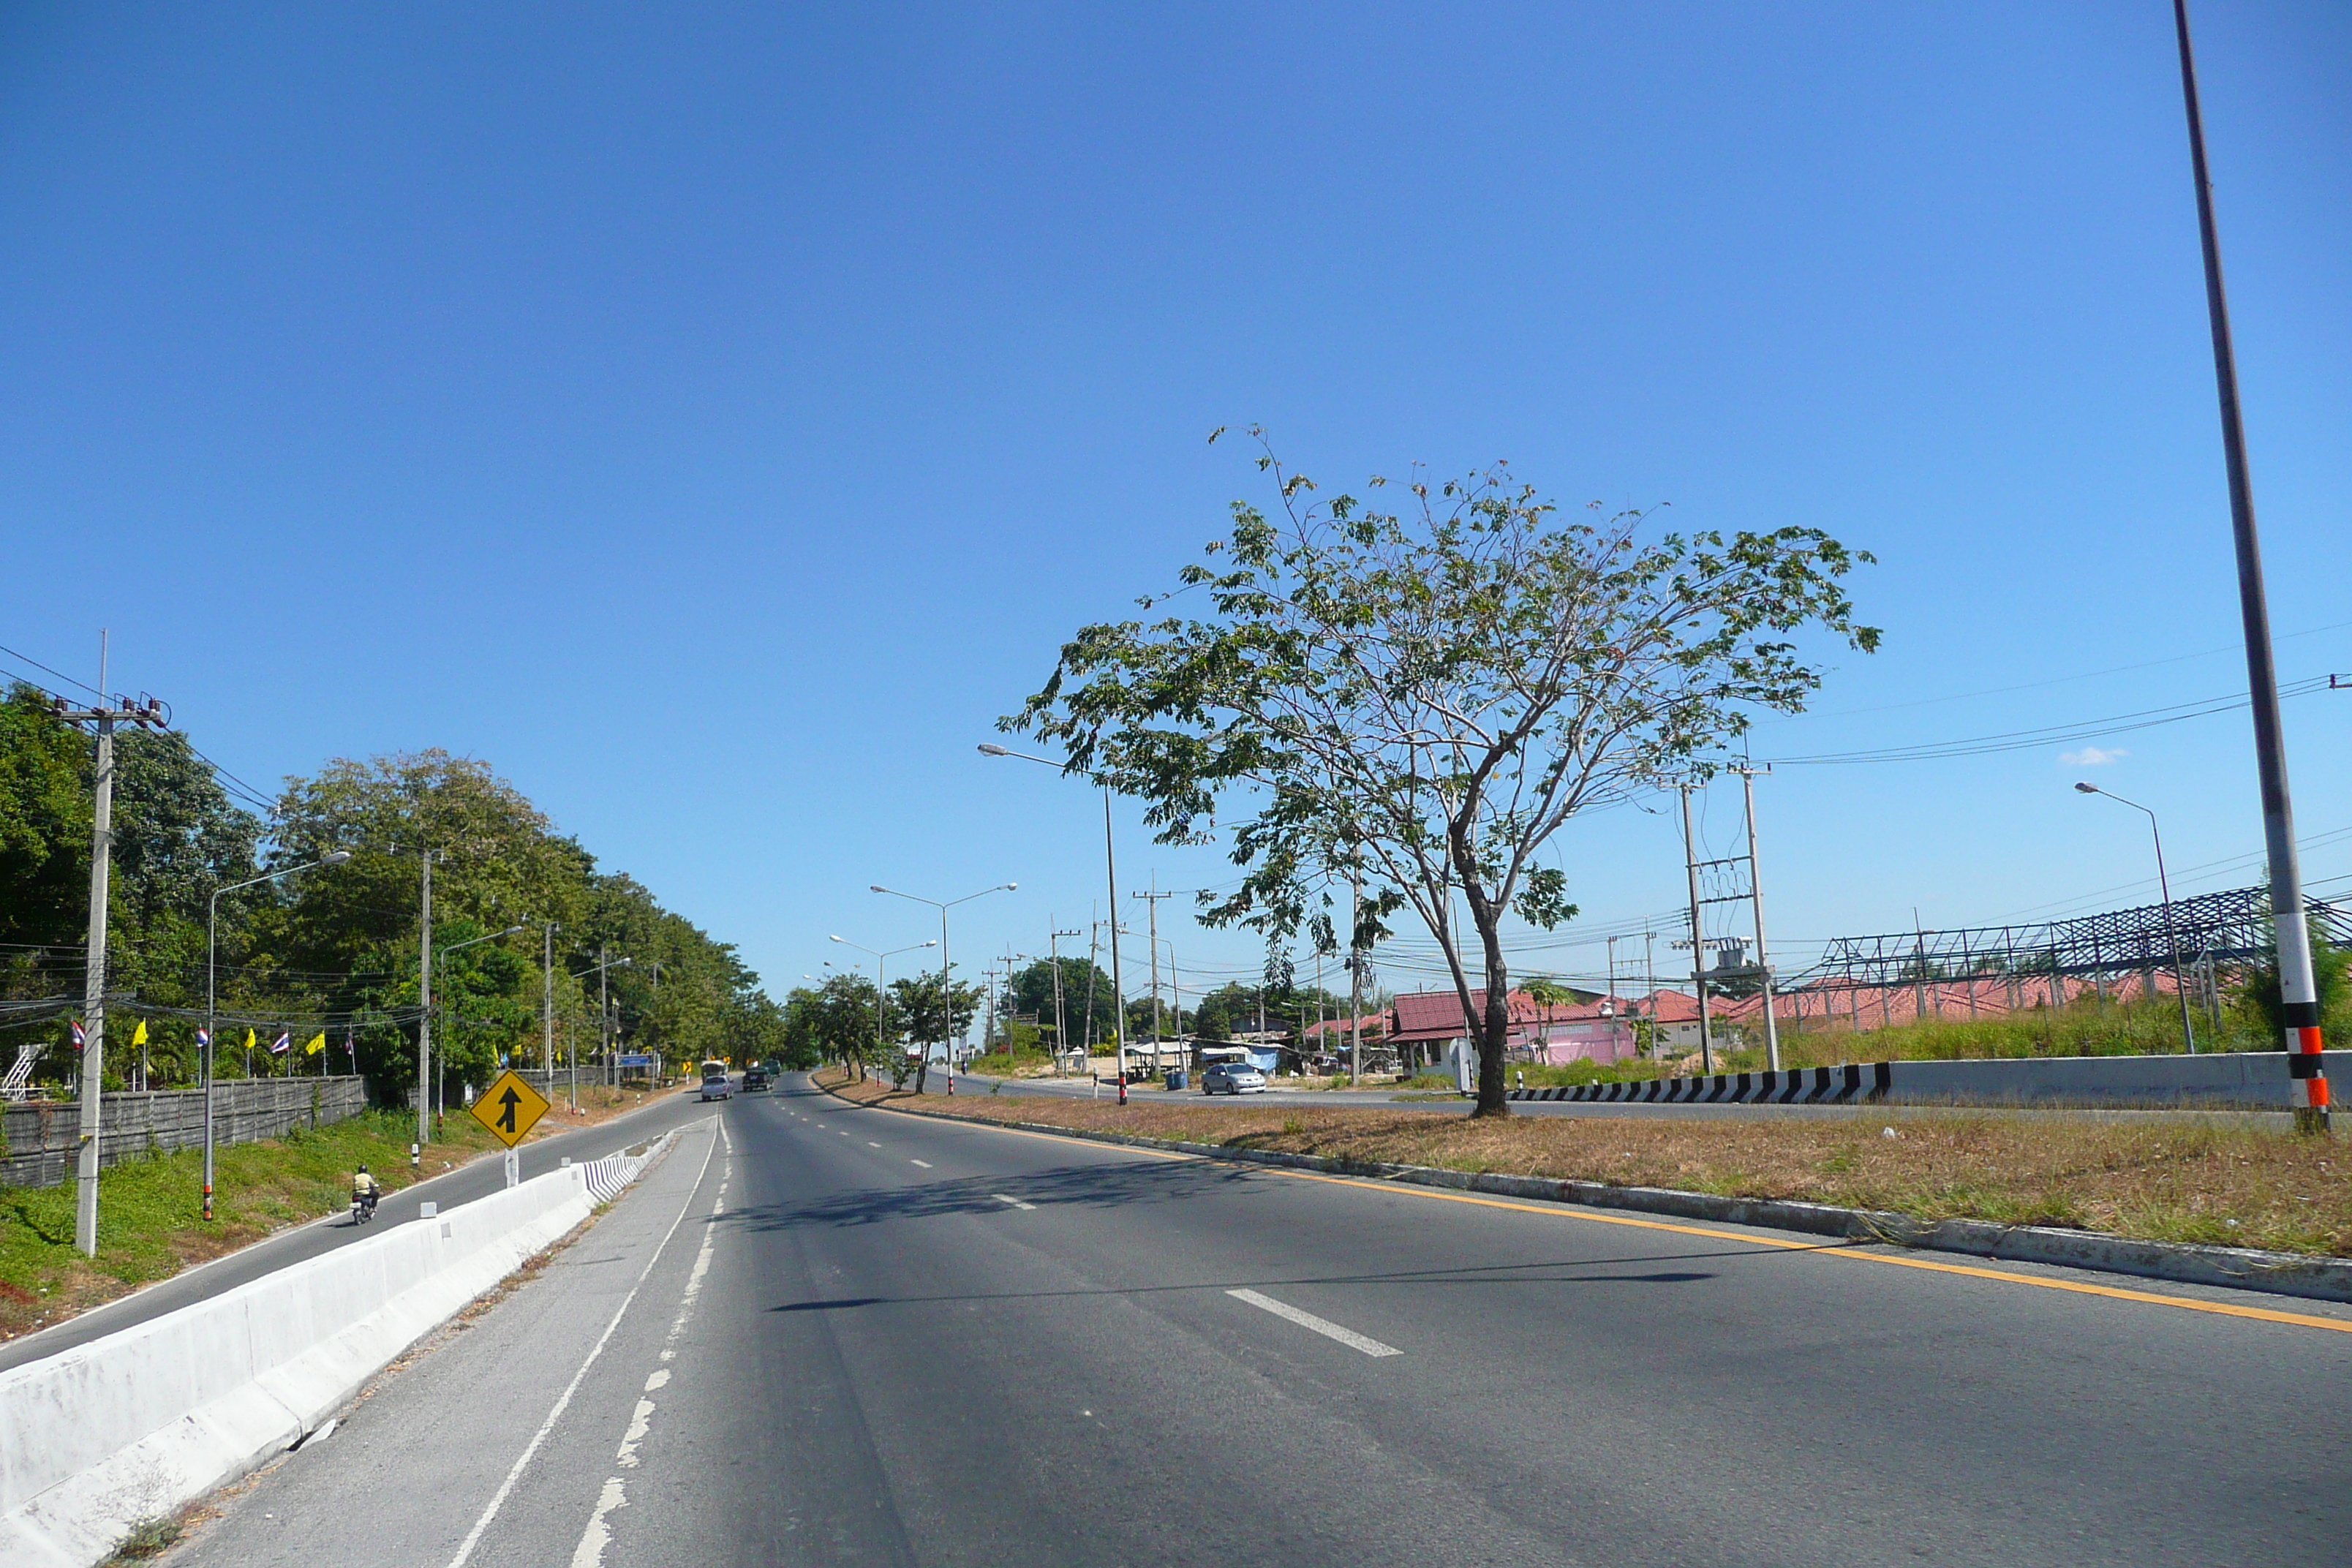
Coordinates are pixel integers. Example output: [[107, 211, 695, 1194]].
[[700, 1066, 734, 1101], [1201, 1063, 1267, 1095], [742, 1066, 769, 1093]]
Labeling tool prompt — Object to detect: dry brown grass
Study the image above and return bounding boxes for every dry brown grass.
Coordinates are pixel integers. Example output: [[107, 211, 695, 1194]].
[[818, 1068, 2352, 1256]]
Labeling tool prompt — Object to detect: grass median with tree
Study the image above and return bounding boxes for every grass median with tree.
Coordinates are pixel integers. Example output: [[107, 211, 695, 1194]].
[[818, 1068, 2351, 1259]]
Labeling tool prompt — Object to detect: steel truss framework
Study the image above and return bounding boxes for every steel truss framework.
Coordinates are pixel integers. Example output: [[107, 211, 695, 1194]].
[[1807, 884, 2352, 989]]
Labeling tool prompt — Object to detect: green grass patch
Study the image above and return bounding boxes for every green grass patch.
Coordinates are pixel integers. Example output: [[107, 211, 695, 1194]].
[[0, 1108, 503, 1342], [962, 1045, 1057, 1077]]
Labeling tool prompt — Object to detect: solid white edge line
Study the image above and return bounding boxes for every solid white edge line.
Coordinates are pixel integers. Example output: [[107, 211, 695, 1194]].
[[442, 1117, 722, 1568], [1226, 1289, 1401, 1357]]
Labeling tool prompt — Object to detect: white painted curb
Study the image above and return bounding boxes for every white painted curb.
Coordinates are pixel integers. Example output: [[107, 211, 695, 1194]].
[[0, 1131, 676, 1568]]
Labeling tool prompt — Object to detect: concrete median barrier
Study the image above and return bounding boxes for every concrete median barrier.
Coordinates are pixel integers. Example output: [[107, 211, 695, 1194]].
[[0, 1131, 677, 1568]]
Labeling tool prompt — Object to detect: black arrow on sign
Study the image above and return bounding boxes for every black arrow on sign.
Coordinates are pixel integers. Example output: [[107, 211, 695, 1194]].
[[497, 1086, 522, 1134]]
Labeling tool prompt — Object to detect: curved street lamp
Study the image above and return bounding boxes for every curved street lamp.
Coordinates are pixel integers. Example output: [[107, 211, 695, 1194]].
[[204, 851, 352, 1221], [829, 935, 937, 1076], [2075, 783, 2198, 1054], [870, 882, 1015, 1090], [979, 740, 1132, 1101]]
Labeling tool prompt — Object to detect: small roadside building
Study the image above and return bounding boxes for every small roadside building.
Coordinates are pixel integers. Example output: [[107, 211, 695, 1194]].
[[1384, 988, 1640, 1070]]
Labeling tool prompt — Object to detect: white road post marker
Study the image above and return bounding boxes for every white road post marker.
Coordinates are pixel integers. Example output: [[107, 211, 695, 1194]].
[[1226, 1289, 1401, 1357]]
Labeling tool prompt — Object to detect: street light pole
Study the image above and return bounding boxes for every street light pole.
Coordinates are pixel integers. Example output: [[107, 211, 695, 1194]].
[[2075, 784, 2198, 1055], [870, 884, 1016, 1093], [978, 742, 1128, 1102], [829, 936, 936, 1079], [434, 924, 527, 1117], [203, 851, 351, 1221], [566, 952, 631, 1111], [2171, 0, 2326, 1130]]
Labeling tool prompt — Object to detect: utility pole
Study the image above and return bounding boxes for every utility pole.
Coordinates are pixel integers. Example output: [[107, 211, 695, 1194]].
[[1643, 930, 1659, 1060], [1678, 785, 1714, 1074], [1104, 794, 1126, 1102], [1134, 879, 1173, 1058], [55, 638, 167, 1258], [1913, 911, 1929, 1024], [1349, 874, 1365, 1087], [599, 941, 610, 1096], [1738, 765, 1782, 1074], [1084, 910, 1100, 1057], [416, 849, 435, 1150], [2173, 0, 2326, 1131], [543, 924, 557, 1080], [1049, 924, 1078, 1075]]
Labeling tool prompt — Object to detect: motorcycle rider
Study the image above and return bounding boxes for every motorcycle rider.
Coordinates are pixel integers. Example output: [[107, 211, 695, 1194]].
[[351, 1162, 381, 1218]]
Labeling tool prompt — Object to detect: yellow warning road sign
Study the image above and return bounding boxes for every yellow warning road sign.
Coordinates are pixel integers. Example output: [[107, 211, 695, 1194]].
[[471, 1068, 551, 1147]]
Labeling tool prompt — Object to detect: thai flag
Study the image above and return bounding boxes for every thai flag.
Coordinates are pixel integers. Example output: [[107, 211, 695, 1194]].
[[70, 1020, 85, 1050], [196, 1027, 211, 1049], [269, 1030, 291, 1055]]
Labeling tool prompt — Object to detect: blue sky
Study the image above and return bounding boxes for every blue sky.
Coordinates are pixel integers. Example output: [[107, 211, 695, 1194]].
[[3, 2, 2345, 1007]]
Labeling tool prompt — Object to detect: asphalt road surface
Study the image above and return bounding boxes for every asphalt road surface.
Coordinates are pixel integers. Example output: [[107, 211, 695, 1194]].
[[163, 1074, 2350, 1567], [0, 1085, 724, 1375]]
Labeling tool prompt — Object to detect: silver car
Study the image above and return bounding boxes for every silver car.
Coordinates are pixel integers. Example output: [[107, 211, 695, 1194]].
[[1201, 1063, 1268, 1095]]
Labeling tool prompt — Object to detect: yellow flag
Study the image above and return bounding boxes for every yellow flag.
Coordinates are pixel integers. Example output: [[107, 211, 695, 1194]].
[[244, 1028, 255, 1051], [132, 1019, 148, 1046], [305, 1032, 325, 1055]]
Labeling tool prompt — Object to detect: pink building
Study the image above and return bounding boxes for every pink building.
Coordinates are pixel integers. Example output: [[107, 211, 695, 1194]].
[[1384, 989, 1637, 1067]]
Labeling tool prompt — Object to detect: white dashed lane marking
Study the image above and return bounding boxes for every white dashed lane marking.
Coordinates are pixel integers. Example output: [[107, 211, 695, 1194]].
[[909, 1159, 932, 1169], [1226, 1289, 1401, 1357], [991, 1194, 1036, 1211]]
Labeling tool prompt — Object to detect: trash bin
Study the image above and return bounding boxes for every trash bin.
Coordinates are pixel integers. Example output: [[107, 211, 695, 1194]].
[[1166, 1070, 1187, 1091]]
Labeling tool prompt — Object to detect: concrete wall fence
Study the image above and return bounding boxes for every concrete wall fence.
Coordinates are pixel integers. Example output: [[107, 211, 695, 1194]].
[[0, 1129, 678, 1568], [2, 1077, 371, 1190], [1502, 1049, 2352, 1110]]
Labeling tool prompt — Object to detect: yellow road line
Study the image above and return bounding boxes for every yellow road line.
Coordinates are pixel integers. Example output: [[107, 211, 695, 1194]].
[[1258, 1165, 2352, 1335], [878, 1101, 2352, 1337]]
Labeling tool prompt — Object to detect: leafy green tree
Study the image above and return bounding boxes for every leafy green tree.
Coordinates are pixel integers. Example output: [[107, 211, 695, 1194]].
[[888, 970, 981, 1092], [1010, 434, 1874, 1115], [1006, 956, 1118, 1049], [0, 686, 87, 961], [0, 685, 264, 1088]]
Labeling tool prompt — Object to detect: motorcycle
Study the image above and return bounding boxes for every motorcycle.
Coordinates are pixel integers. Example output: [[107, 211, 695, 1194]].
[[350, 1188, 379, 1224]]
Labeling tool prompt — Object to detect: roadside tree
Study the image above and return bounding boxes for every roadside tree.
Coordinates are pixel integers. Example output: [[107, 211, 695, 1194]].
[[1009, 434, 1874, 1115]]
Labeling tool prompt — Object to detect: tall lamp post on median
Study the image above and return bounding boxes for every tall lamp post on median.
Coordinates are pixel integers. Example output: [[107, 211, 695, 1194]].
[[978, 742, 1132, 1104], [829, 935, 937, 1079], [2074, 783, 2198, 1055], [206, 851, 352, 1221], [870, 881, 1016, 1093]]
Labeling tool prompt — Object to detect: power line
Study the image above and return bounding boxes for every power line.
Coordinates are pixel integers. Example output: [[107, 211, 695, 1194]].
[[1761, 676, 2330, 766]]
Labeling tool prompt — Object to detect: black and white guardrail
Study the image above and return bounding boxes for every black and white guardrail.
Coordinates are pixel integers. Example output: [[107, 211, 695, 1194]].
[[1502, 1049, 2352, 1109], [1506, 1063, 1882, 1106]]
